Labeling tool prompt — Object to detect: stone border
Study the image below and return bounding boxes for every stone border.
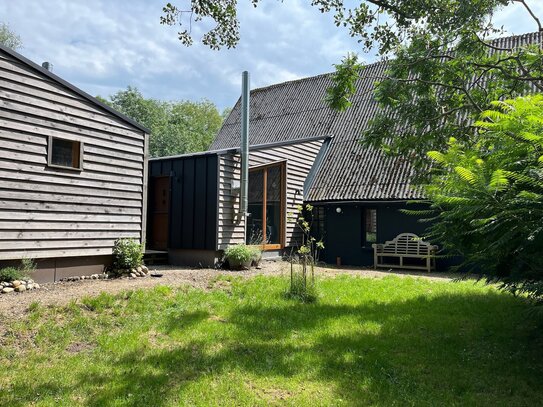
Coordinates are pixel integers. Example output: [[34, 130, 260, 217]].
[[1, 279, 40, 293]]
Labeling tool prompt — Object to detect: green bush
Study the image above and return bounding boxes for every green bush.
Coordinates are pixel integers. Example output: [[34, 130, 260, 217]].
[[224, 244, 253, 263], [20, 257, 36, 275], [0, 267, 24, 282], [112, 238, 144, 269]]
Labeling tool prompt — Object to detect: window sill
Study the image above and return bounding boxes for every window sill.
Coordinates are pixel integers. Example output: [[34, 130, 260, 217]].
[[47, 163, 83, 172]]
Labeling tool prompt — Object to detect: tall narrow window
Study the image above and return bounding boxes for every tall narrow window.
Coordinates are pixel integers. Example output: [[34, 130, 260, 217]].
[[364, 208, 377, 245], [48, 136, 82, 170], [246, 162, 286, 249]]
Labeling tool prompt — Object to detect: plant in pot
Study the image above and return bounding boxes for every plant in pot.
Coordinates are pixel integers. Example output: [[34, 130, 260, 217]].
[[224, 244, 253, 270]]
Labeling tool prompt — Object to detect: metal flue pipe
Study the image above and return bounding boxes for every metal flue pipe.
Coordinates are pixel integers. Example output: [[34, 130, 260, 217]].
[[240, 71, 250, 225]]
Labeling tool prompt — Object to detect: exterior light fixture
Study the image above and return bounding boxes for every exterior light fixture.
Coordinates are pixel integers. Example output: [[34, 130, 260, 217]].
[[336, 207, 342, 214]]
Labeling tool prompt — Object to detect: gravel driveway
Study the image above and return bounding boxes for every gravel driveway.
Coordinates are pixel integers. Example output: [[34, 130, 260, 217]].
[[0, 261, 458, 318]]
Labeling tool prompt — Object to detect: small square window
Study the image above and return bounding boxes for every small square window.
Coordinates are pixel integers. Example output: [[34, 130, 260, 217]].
[[364, 208, 377, 245], [48, 137, 82, 170]]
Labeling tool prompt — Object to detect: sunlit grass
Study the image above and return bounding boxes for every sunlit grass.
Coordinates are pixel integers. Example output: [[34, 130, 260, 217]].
[[1, 275, 542, 406]]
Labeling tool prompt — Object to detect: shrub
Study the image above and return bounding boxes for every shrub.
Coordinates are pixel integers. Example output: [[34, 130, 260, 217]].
[[0, 267, 24, 282], [113, 238, 144, 269], [422, 95, 543, 302], [20, 257, 36, 275], [248, 245, 262, 266], [224, 244, 253, 263]]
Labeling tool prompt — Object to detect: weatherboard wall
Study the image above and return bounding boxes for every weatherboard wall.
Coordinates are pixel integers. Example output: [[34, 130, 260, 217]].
[[0, 48, 148, 262], [218, 139, 325, 250]]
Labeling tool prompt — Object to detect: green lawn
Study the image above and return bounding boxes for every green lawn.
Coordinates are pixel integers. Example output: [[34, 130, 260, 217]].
[[1, 275, 542, 406]]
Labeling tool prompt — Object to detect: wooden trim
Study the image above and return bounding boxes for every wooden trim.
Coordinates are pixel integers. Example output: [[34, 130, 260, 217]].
[[262, 167, 267, 248], [249, 161, 287, 250], [47, 135, 83, 171], [141, 132, 149, 246], [249, 159, 287, 171]]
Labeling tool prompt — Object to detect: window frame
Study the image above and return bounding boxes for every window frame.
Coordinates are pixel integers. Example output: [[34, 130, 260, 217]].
[[362, 207, 377, 247], [246, 160, 287, 250], [47, 136, 84, 171]]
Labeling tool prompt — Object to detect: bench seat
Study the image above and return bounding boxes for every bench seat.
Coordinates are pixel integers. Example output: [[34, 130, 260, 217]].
[[372, 233, 438, 272]]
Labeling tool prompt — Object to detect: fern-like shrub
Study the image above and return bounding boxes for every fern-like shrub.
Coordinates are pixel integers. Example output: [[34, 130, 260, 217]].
[[422, 95, 543, 302]]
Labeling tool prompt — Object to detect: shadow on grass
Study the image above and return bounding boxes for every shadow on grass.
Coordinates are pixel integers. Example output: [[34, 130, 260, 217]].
[[6, 287, 543, 406]]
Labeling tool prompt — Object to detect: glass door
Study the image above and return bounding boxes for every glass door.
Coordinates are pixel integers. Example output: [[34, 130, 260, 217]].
[[246, 162, 285, 249]]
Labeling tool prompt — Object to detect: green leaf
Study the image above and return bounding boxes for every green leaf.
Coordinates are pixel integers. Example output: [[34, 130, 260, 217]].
[[454, 166, 477, 185], [489, 169, 509, 192]]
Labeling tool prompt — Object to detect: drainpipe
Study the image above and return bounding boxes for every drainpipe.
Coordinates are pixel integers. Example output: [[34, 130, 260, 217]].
[[240, 71, 250, 230]]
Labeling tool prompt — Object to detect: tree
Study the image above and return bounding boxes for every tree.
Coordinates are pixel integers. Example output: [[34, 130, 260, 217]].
[[420, 95, 543, 301], [0, 22, 23, 50], [101, 87, 224, 157], [160, 1, 543, 167]]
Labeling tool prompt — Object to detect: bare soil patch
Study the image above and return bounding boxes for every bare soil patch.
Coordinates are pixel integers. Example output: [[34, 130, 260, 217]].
[[0, 261, 458, 319]]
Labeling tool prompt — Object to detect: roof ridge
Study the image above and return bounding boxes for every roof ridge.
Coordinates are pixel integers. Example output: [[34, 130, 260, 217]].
[[246, 30, 542, 95]]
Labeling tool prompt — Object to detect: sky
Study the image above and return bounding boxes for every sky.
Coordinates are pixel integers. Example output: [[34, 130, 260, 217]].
[[2, 0, 543, 111]]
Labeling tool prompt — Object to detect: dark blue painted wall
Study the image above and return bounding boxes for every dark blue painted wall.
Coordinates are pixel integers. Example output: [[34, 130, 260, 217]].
[[317, 202, 431, 267]]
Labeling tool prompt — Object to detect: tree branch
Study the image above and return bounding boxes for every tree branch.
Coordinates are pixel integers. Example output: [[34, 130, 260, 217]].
[[514, 0, 543, 32]]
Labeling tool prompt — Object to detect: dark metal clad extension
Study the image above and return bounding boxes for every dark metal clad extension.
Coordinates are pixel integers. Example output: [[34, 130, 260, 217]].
[[210, 31, 543, 202]]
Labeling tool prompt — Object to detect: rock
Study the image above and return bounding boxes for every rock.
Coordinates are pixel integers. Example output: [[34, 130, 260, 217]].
[[12, 280, 21, 288], [27, 279, 34, 284], [34, 283, 40, 289], [141, 265, 148, 273], [27, 283, 34, 290], [15, 285, 26, 292], [136, 266, 142, 273], [129, 273, 136, 278], [2, 287, 14, 293]]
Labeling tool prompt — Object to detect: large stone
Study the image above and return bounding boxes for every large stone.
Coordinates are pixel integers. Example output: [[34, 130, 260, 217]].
[[15, 285, 26, 292], [12, 280, 21, 288], [27, 283, 34, 290], [1, 287, 14, 293], [129, 273, 136, 278], [136, 266, 142, 273], [34, 283, 40, 289]]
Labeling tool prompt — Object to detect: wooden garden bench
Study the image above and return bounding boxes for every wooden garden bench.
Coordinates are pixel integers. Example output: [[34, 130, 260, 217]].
[[372, 233, 438, 272]]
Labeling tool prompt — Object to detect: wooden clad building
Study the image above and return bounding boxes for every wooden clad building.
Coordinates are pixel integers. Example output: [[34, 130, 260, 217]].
[[0, 44, 149, 282], [147, 136, 330, 265]]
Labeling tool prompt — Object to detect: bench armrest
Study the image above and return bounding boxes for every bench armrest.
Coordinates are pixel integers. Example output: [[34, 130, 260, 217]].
[[372, 243, 383, 250]]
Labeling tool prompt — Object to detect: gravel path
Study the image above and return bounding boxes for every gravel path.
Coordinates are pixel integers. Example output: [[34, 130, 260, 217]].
[[0, 261, 458, 318]]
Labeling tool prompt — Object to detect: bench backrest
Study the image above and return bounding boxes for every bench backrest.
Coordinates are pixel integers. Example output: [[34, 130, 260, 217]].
[[379, 233, 435, 255]]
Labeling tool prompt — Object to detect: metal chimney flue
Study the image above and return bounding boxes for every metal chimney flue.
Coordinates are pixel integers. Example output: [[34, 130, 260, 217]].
[[240, 71, 250, 227], [41, 62, 53, 72]]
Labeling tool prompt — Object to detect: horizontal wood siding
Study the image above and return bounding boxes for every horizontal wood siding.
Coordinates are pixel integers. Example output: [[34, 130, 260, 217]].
[[0, 50, 147, 260], [217, 139, 324, 250]]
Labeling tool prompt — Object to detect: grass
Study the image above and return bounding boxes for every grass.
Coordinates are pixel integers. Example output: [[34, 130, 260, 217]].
[[1, 274, 542, 406]]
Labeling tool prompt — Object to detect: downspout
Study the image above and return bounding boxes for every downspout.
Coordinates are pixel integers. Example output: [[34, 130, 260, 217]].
[[240, 71, 250, 235]]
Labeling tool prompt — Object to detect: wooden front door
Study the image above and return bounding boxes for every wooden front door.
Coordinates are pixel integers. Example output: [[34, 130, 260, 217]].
[[151, 176, 170, 250]]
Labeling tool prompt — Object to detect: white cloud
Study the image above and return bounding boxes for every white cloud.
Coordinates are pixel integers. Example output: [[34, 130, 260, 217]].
[[0, 0, 542, 110]]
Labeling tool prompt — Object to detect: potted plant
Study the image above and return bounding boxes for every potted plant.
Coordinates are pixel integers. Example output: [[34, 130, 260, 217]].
[[224, 244, 253, 270]]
